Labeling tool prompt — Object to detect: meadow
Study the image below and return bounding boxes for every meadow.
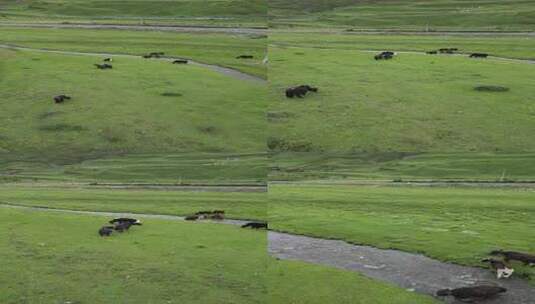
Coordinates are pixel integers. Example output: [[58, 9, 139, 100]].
[[0, 186, 267, 220], [0, 0, 267, 27], [0, 27, 267, 77], [268, 35, 535, 153], [269, 0, 535, 31], [0, 46, 266, 175], [271, 152, 535, 182], [0, 207, 267, 304], [269, 184, 535, 283], [0, 192, 437, 304]]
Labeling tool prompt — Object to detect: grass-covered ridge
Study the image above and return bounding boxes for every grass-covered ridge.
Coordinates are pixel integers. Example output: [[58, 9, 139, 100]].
[[0, 0, 267, 27], [271, 153, 535, 182], [269, 184, 535, 283], [269, 0, 535, 30]]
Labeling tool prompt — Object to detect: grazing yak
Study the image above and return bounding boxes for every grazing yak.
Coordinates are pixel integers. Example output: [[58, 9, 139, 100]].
[[95, 63, 113, 69], [426, 50, 438, 54], [490, 250, 535, 265], [109, 218, 142, 225], [436, 285, 507, 301], [103, 58, 113, 62], [194, 210, 225, 220], [285, 85, 318, 98], [241, 222, 267, 229], [185, 215, 200, 221], [439, 48, 458, 54], [374, 51, 395, 60], [98, 226, 115, 237], [482, 258, 514, 279], [470, 53, 489, 58], [172, 59, 188, 64], [236, 55, 254, 59], [54, 95, 71, 104], [143, 52, 165, 59]]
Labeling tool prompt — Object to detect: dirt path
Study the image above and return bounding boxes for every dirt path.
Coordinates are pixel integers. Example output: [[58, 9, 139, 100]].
[[0, 23, 267, 35], [269, 232, 535, 304], [0, 44, 266, 83], [2, 203, 533, 303]]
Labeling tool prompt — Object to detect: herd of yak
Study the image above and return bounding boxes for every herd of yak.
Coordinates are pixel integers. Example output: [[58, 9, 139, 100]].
[[98, 212, 267, 237], [436, 250, 534, 302], [52, 52, 254, 103], [284, 48, 489, 100]]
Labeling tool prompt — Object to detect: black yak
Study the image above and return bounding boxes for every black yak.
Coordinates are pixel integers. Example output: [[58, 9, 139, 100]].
[[54, 95, 71, 104], [95, 63, 113, 69], [470, 53, 489, 58], [374, 51, 395, 60], [109, 218, 142, 226], [236, 55, 254, 59], [99, 226, 114, 237], [241, 222, 267, 229], [172, 59, 188, 64], [490, 250, 535, 265], [285, 85, 318, 98], [436, 285, 506, 301]]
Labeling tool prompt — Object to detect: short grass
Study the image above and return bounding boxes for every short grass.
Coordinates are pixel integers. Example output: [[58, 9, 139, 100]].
[[271, 152, 535, 182], [0, 207, 267, 304], [268, 39, 535, 152], [269, 184, 535, 282], [271, 32, 535, 60], [0, 27, 267, 77], [0, 153, 268, 184], [0, 0, 267, 27], [0, 48, 265, 165], [268, 259, 438, 304], [0, 186, 267, 220], [269, 0, 535, 31]]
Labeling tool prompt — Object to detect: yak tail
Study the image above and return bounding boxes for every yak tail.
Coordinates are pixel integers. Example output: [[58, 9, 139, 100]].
[[436, 289, 452, 296]]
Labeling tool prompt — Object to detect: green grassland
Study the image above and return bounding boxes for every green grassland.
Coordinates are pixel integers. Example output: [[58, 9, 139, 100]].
[[0, 207, 439, 304], [0, 186, 267, 220], [0, 207, 267, 304], [1, 153, 268, 184], [0, 0, 267, 27], [268, 37, 535, 153], [271, 32, 535, 60], [269, 184, 535, 282], [271, 152, 535, 182], [0, 47, 265, 172], [0, 27, 267, 77], [269, 0, 535, 31], [269, 259, 438, 304]]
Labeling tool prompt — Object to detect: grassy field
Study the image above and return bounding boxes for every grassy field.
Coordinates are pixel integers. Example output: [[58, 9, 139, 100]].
[[271, 32, 535, 60], [0, 153, 268, 184], [0, 27, 267, 77], [269, 36, 535, 153], [0, 0, 267, 27], [0, 207, 267, 304], [269, 184, 535, 282], [0, 206, 440, 304], [269, 259, 438, 304], [269, 0, 535, 31], [271, 152, 535, 182], [0, 186, 267, 220], [0, 47, 265, 168]]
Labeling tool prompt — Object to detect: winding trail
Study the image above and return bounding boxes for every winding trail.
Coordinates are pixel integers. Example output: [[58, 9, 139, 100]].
[[0, 44, 266, 83], [1, 202, 534, 303], [0, 23, 267, 35]]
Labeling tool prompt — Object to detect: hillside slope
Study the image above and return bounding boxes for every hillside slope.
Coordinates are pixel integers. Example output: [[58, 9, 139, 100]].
[[269, 0, 535, 30]]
